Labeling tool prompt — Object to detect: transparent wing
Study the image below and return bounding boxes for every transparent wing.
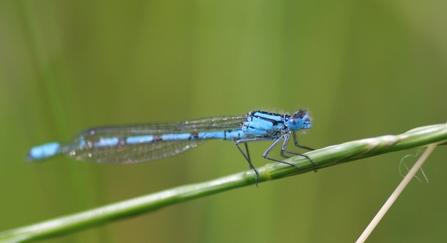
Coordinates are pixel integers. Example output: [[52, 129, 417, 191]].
[[60, 115, 246, 164], [65, 139, 206, 164]]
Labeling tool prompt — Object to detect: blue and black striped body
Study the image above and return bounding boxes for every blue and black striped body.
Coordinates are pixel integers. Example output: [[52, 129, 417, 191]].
[[27, 110, 313, 179]]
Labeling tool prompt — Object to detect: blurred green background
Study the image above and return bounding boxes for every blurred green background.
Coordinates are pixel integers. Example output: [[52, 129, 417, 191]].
[[1, 1, 447, 242]]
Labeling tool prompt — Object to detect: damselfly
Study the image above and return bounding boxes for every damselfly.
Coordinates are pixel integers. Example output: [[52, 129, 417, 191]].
[[27, 110, 316, 183]]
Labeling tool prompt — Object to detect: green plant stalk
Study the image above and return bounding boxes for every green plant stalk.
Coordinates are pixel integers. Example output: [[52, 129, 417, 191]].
[[1, 124, 447, 243]]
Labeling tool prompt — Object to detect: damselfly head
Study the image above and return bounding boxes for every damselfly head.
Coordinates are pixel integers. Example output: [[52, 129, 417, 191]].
[[286, 110, 312, 131]]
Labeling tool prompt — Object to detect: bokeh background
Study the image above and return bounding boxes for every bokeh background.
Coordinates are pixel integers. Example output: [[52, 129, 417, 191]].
[[1, 1, 447, 242]]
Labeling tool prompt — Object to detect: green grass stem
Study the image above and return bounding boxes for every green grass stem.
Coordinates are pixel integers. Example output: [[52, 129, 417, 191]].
[[1, 124, 446, 242]]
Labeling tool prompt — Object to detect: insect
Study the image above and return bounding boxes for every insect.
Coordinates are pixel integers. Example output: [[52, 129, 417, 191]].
[[27, 109, 315, 184]]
